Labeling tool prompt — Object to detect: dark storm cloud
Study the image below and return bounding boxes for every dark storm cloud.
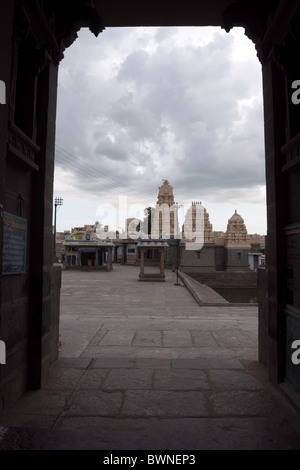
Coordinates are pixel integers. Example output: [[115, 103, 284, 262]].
[[55, 27, 264, 207]]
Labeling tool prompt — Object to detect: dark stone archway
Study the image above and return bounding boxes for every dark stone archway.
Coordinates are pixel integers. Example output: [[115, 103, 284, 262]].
[[1, 0, 300, 409]]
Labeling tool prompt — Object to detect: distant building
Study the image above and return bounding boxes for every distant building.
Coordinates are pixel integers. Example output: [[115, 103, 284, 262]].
[[180, 206, 265, 272], [57, 180, 265, 273], [148, 180, 265, 273], [63, 230, 114, 271]]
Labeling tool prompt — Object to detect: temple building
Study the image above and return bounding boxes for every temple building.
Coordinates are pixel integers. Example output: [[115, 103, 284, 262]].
[[147, 180, 265, 273], [224, 210, 250, 248], [56, 181, 265, 273], [223, 210, 253, 271], [63, 230, 114, 270], [180, 204, 265, 272]]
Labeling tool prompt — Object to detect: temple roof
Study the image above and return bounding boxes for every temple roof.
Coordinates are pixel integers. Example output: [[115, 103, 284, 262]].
[[137, 239, 169, 247], [228, 209, 245, 224], [63, 239, 114, 246], [156, 179, 175, 206]]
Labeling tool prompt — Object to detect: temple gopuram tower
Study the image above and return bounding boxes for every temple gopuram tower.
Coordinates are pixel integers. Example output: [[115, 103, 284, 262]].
[[151, 179, 179, 239]]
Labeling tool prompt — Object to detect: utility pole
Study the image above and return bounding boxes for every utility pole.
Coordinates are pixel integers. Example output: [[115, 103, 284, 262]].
[[53, 197, 63, 260], [174, 202, 182, 286]]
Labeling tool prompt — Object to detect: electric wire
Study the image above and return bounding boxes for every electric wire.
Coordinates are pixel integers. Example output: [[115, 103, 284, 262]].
[[55, 144, 154, 204]]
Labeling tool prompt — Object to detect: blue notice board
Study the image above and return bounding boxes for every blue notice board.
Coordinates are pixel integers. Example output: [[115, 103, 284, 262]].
[[2, 212, 27, 275]]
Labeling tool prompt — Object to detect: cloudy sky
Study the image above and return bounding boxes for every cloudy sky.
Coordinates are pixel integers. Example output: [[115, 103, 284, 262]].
[[54, 26, 266, 235]]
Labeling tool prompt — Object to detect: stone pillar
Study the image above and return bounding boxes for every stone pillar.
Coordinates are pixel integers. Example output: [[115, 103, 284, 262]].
[[113, 246, 118, 263], [140, 249, 145, 275], [278, 42, 300, 394], [95, 249, 99, 267], [121, 244, 127, 265], [28, 60, 60, 389], [261, 58, 287, 385], [107, 247, 112, 270]]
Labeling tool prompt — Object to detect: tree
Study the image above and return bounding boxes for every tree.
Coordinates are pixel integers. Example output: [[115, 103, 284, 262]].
[[140, 207, 154, 236]]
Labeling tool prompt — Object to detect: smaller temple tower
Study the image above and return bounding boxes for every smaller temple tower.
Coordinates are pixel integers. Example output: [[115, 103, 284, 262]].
[[180, 202, 215, 272], [224, 210, 251, 271], [224, 210, 251, 248], [182, 202, 214, 244]]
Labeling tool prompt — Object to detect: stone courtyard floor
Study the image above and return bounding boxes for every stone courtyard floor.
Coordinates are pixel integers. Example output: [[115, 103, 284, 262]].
[[1, 264, 300, 450]]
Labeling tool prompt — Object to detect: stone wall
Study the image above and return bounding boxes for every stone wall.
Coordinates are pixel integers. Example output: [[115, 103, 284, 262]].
[[50, 264, 62, 365], [0, 3, 62, 408], [180, 245, 216, 272], [164, 241, 179, 269], [1, 160, 33, 408], [226, 249, 250, 271], [180, 245, 251, 272], [258, 267, 268, 367], [215, 246, 226, 271]]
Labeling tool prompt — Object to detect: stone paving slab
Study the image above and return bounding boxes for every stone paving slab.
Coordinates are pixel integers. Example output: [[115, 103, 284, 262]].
[[43, 368, 85, 390], [80, 345, 258, 360], [208, 370, 263, 391], [133, 331, 163, 347], [103, 369, 153, 390], [77, 369, 109, 389], [162, 330, 193, 347], [54, 357, 93, 369], [171, 358, 244, 369], [1, 265, 300, 450], [100, 330, 136, 346], [152, 369, 209, 390], [135, 358, 171, 369], [211, 328, 258, 348], [191, 330, 219, 347], [121, 390, 209, 417], [93, 358, 136, 368], [211, 390, 281, 416], [68, 390, 123, 416]]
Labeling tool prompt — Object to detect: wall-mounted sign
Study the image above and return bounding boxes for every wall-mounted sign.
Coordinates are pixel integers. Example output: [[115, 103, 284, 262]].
[[2, 212, 27, 275]]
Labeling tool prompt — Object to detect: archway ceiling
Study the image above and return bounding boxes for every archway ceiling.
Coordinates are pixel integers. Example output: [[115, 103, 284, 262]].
[[93, 0, 234, 27]]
